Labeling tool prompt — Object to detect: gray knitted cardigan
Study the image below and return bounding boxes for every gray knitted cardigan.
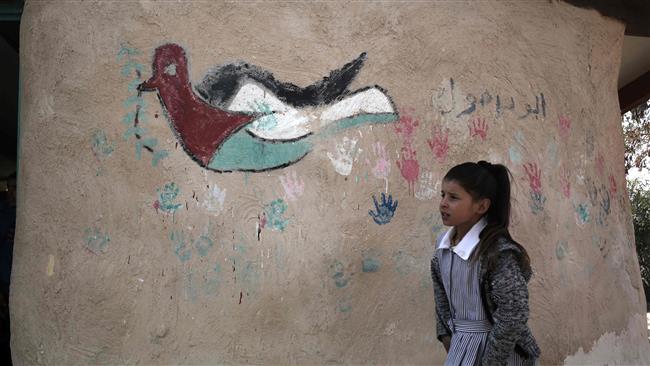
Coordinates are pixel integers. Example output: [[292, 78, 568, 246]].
[[430, 237, 541, 366]]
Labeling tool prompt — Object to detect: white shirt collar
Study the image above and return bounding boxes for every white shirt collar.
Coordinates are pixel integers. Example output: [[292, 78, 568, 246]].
[[437, 217, 488, 260]]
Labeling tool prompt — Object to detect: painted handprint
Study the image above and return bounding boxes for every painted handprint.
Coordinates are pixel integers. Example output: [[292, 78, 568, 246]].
[[394, 112, 419, 146], [170, 230, 214, 262], [194, 235, 214, 257], [585, 178, 599, 206], [510, 130, 526, 164], [427, 126, 450, 163], [608, 174, 618, 195], [184, 263, 221, 303], [90, 129, 114, 160], [279, 170, 305, 201], [368, 193, 398, 225], [202, 184, 226, 214], [559, 167, 571, 199], [575, 203, 590, 225], [468, 117, 488, 140], [524, 162, 545, 214], [555, 241, 569, 260], [396, 147, 420, 196], [523, 162, 542, 193], [595, 184, 611, 226], [529, 191, 546, 215], [327, 137, 359, 176], [155, 182, 183, 214], [329, 260, 351, 288], [83, 227, 110, 255], [394, 111, 420, 195], [595, 153, 605, 176], [263, 199, 289, 232], [558, 115, 571, 139], [367, 141, 390, 180], [362, 249, 381, 273], [415, 170, 436, 201], [170, 230, 192, 262]]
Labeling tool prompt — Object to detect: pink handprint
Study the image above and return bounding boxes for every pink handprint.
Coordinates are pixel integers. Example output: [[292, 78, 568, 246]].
[[394, 112, 419, 146], [523, 162, 542, 194], [279, 170, 305, 201], [367, 141, 390, 180], [595, 153, 605, 176], [558, 115, 571, 139], [427, 126, 450, 163], [609, 174, 617, 195], [396, 146, 420, 196], [559, 167, 571, 199], [469, 117, 488, 140]]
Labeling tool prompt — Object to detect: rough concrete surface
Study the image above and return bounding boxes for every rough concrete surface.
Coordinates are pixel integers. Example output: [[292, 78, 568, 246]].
[[10, 1, 650, 365]]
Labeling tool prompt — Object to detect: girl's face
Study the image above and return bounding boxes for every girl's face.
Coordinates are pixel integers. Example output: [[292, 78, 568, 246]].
[[439, 179, 489, 230]]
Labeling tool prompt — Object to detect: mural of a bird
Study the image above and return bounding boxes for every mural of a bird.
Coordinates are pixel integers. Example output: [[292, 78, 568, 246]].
[[138, 43, 255, 167], [138, 43, 399, 172]]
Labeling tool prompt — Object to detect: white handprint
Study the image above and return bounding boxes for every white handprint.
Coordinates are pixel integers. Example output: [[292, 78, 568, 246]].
[[279, 170, 305, 201], [415, 170, 436, 201], [202, 184, 226, 214], [327, 137, 359, 176]]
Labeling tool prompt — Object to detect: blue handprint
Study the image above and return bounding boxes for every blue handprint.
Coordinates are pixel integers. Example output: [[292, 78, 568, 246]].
[[368, 193, 398, 225]]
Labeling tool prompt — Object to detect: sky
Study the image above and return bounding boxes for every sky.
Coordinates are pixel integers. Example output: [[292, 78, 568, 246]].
[[628, 167, 650, 185]]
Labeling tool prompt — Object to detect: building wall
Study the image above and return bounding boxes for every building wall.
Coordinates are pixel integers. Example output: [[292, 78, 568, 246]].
[[10, 1, 650, 364]]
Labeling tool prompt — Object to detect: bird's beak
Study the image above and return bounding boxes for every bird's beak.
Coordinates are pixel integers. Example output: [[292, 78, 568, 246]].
[[137, 77, 158, 92]]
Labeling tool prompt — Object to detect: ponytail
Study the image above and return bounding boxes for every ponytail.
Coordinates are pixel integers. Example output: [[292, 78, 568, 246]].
[[443, 161, 531, 273]]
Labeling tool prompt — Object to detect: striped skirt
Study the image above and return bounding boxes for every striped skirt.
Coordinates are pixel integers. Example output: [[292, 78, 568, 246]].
[[444, 319, 536, 366]]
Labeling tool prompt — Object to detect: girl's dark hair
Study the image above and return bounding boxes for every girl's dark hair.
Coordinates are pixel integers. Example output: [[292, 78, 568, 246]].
[[443, 161, 531, 273]]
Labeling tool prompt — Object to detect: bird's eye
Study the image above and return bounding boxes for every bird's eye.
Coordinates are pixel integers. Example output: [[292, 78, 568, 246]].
[[164, 64, 177, 76]]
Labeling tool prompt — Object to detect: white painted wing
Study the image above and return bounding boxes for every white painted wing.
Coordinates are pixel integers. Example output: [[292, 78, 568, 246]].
[[319, 88, 395, 125], [227, 82, 312, 141], [227, 83, 396, 141]]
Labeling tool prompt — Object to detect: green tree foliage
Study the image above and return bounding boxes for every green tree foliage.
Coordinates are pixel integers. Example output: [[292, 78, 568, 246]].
[[623, 101, 650, 307], [623, 100, 650, 172], [628, 180, 650, 306]]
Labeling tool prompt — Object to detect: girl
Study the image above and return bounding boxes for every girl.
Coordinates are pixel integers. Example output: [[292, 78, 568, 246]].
[[430, 161, 540, 366]]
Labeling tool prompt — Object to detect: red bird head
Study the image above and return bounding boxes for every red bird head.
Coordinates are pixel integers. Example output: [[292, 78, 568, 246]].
[[138, 43, 189, 92], [135, 43, 257, 168]]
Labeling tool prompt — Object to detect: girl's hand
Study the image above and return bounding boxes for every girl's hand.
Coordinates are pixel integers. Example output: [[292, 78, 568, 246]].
[[441, 335, 451, 353]]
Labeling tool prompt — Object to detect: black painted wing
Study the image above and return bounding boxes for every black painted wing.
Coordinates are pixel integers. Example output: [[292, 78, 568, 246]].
[[195, 52, 367, 108]]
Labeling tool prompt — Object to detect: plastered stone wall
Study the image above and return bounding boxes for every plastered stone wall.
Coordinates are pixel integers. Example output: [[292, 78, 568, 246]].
[[10, 1, 650, 365]]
